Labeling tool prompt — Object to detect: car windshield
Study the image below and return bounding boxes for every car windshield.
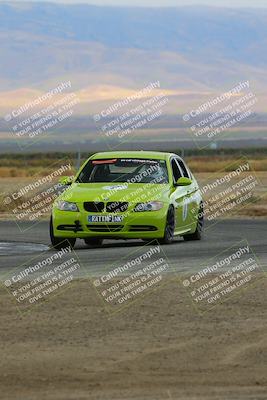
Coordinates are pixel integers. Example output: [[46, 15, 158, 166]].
[[76, 158, 169, 184]]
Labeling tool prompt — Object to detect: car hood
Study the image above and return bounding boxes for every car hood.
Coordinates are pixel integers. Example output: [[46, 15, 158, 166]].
[[59, 182, 171, 204]]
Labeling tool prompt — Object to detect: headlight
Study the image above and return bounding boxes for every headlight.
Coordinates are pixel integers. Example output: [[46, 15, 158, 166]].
[[134, 201, 164, 212], [56, 200, 79, 212]]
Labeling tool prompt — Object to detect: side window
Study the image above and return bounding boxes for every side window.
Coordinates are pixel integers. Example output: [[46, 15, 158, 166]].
[[177, 159, 190, 178], [171, 159, 182, 182]]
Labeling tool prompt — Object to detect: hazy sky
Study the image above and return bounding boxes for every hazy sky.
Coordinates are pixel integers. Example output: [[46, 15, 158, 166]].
[[3, 0, 267, 7]]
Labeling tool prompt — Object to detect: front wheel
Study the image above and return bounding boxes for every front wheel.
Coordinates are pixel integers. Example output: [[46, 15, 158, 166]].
[[50, 217, 76, 250], [183, 203, 204, 241], [159, 206, 175, 245]]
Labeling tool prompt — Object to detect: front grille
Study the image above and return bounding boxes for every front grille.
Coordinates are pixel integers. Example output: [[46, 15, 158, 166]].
[[106, 202, 128, 213], [129, 225, 157, 232], [87, 224, 123, 232], [84, 202, 104, 212], [83, 201, 128, 213]]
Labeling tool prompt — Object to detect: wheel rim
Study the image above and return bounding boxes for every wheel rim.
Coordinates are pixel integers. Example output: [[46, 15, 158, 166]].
[[197, 204, 204, 233], [166, 208, 175, 241]]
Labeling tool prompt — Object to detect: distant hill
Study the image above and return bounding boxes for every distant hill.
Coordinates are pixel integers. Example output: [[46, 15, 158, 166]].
[[0, 2, 267, 94]]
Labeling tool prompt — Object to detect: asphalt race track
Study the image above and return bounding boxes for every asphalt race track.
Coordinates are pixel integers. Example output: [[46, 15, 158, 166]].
[[0, 219, 266, 279]]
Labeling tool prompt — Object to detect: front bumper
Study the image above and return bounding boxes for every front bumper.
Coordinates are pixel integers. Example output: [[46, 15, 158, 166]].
[[52, 207, 167, 239]]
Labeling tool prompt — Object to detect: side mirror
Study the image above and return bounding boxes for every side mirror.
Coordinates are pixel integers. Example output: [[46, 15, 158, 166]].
[[175, 177, 192, 186], [59, 176, 73, 186]]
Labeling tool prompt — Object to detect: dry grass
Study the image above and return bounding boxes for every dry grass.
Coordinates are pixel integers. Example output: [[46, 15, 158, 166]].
[[0, 156, 267, 177], [0, 167, 37, 177], [0, 154, 266, 217], [187, 156, 267, 173]]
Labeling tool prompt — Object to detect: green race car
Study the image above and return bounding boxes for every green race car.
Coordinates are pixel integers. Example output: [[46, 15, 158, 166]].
[[50, 151, 203, 249]]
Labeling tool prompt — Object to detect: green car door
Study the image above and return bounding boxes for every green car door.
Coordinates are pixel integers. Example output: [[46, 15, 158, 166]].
[[169, 157, 199, 235]]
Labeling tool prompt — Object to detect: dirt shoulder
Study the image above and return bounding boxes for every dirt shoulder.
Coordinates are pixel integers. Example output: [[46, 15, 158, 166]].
[[0, 277, 266, 400]]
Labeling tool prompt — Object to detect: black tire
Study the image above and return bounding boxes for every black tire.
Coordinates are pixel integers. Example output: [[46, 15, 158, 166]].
[[183, 203, 204, 241], [159, 206, 175, 245], [84, 238, 103, 247], [50, 217, 76, 250]]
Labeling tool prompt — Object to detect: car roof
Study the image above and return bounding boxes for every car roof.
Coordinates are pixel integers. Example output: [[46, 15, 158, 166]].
[[90, 151, 177, 161]]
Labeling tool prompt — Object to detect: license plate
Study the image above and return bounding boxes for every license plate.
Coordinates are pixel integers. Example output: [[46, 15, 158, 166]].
[[88, 215, 123, 223]]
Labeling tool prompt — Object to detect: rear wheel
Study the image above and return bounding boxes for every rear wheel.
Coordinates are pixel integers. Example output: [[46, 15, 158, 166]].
[[50, 217, 76, 250], [183, 203, 204, 241], [84, 238, 103, 247], [159, 206, 175, 245]]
